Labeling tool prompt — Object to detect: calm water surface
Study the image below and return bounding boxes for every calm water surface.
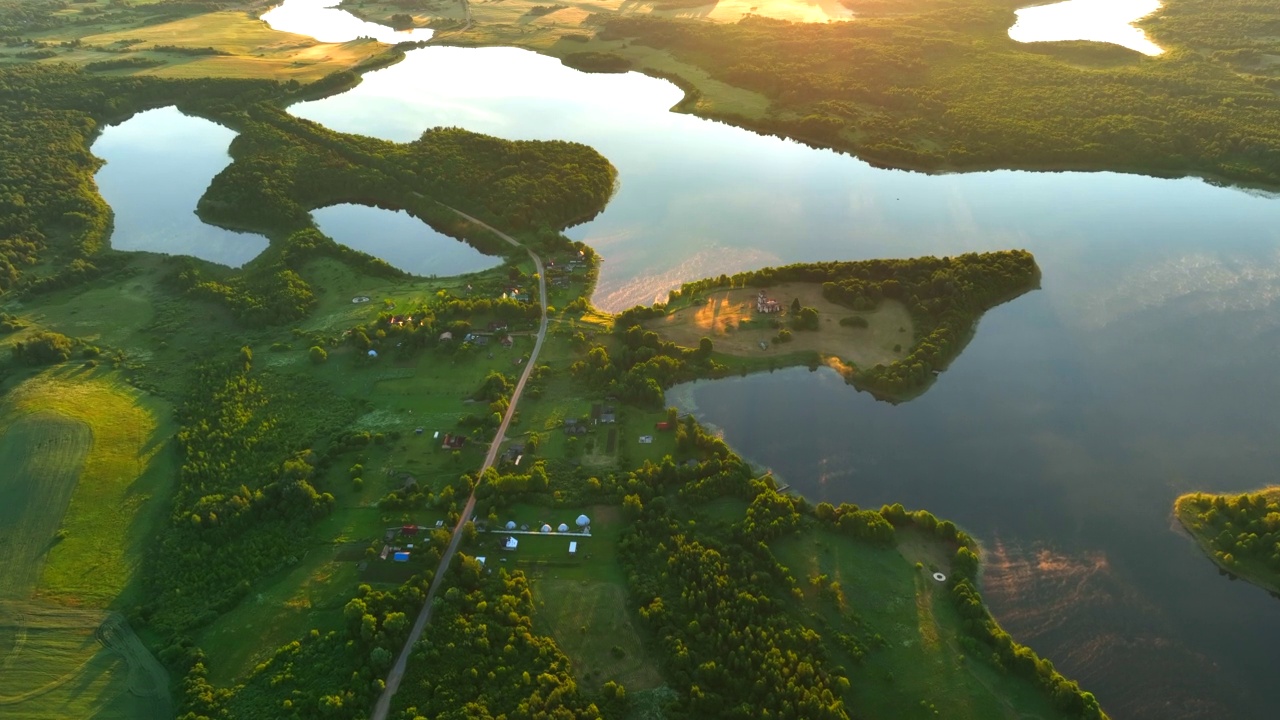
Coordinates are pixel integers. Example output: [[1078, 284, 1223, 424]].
[[1008, 0, 1164, 56], [261, 0, 433, 44], [311, 204, 501, 277], [278, 9, 1277, 720], [91, 107, 269, 267]]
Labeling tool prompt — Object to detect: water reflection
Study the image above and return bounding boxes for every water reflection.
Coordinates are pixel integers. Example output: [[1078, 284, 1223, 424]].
[[1008, 0, 1164, 56], [261, 0, 434, 44], [92, 107, 269, 267], [289, 46, 1280, 316], [311, 204, 501, 277]]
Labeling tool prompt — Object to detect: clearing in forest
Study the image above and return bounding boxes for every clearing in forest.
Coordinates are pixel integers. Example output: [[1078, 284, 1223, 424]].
[[649, 282, 913, 369], [773, 527, 1079, 720], [531, 576, 662, 692]]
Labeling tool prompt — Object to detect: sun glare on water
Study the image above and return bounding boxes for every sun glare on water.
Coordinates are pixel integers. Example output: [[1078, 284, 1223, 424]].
[[1008, 0, 1164, 56]]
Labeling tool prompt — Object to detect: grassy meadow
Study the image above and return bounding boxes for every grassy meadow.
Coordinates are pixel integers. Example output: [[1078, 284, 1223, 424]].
[[0, 369, 175, 606], [11, 6, 396, 81], [0, 603, 169, 720], [648, 283, 914, 369], [0, 366, 174, 720], [773, 527, 1078, 720]]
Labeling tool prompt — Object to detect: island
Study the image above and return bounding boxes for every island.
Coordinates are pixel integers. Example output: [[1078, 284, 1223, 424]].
[[1175, 488, 1280, 595]]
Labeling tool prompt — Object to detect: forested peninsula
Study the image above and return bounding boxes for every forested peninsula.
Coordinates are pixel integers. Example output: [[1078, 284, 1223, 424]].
[[1175, 489, 1280, 595]]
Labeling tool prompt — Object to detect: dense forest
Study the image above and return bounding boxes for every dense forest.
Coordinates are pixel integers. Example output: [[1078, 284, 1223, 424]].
[[1176, 489, 1280, 592], [595, 0, 1280, 186], [390, 567, 605, 720]]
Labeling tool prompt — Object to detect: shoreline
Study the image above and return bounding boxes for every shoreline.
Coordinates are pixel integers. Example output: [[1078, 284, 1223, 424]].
[[1173, 490, 1280, 597]]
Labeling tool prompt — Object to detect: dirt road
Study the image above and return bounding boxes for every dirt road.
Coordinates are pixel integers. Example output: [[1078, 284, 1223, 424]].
[[370, 209, 548, 720]]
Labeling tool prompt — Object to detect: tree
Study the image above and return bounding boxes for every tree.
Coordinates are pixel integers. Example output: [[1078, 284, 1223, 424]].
[[698, 336, 713, 356], [12, 330, 73, 365], [309, 345, 328, 363]]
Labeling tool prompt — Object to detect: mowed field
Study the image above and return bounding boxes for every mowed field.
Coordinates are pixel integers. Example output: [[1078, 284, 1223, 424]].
[[0, 369, 175, 605], [523, 505, 663, 692], [0, 368, 172, 720], [773, 528, 1077, 720], [0, 414, 92, 601], [0, 604, 169, 720], [648, 283, 914, 369]]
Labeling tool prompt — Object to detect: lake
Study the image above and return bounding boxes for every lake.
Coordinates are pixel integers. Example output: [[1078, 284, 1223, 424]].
[[1008, 0, 1164, 56], [281, 3, 1278, 718], [290, 47, 1280, 720], [311, 204, 501, 277], [91, 107, 269, 268], [91, 108, 498, 276]]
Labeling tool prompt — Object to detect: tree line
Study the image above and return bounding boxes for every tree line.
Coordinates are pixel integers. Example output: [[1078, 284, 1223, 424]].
[[1178, 490, 1280, 581], [595, 0, 1280, 188]]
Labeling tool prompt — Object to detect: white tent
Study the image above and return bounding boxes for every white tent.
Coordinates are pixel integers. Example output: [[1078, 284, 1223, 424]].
[[504, 537, 518, 550], [505, 520, 517, 530], [576, 514, 590, 527], [367, 350, 378, 358], [540, 524, 552, 533], [557, 523, 569, 532]]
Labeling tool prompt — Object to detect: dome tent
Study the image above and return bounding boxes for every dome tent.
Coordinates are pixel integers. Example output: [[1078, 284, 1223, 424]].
[[540, 524, 552, 533], [575, 514, 590, 527], [557, 523, 569, 532], [505, 521, 516, 530]]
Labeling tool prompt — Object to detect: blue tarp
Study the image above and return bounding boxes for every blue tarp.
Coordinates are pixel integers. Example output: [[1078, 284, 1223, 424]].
[[393, 552, 410, 562]]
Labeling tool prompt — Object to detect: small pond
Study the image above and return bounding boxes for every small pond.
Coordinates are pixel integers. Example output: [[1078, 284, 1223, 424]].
[[311, 204, 502, 277]]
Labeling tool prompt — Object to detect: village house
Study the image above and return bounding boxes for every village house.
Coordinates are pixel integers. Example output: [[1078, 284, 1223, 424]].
[[756, 290, 782, 313]]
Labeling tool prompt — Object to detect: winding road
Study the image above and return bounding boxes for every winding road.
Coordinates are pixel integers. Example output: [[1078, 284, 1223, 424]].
[[371, 209, 548, 720]]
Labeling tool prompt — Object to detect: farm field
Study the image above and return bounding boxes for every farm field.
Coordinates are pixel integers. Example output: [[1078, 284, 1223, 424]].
[[18, 8, 394, 81], [773, 527, 1076, 720], [0, 413, 91, 601], [531, 576, 662, 692], [649, 283, 913, 369], [0, 603, 169, 720], [493, 502, 662, 691], [0, 368, 172, 720], [0, 369, 175, 606]]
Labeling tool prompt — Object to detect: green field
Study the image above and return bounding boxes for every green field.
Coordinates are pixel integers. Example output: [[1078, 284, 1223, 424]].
[[531, 576, 662, 692], [0, 370, 176, 606], [0, 603, 169, 720], [198, 550, 361, 686], [0, 369, 173, 720], [773, 527, 1076, 720], [499, 503, 663, 692], [0, 413, 92, 600]]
